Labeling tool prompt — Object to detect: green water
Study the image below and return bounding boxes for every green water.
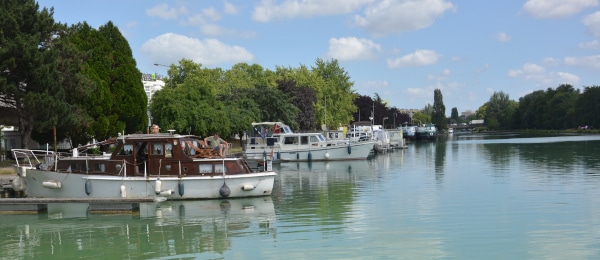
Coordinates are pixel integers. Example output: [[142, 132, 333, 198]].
[[2, 133, 600, 259]]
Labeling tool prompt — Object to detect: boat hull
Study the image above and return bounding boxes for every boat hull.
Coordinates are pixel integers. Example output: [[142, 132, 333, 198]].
[[15, 167, 276, 200], [244, 141, 375, 162]]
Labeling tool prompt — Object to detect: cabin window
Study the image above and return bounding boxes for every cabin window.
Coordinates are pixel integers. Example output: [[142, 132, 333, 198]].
[[70, 163, 79, 171], [189, 140, 199, 156], [199, 164, 212, 174], [120, 144, 133, 156], [137, 142, 148, 156], [95, 163, 106, 172], [165, 143, 172, 158], [284, 137, 296, 145], [153, 143, 163, 155], [215, 163, 226, 174], [310, 136, 319, 143], [301, 136, 309, 145]]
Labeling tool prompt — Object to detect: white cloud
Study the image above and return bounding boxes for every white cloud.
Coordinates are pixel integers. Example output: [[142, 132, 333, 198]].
[[523, 0, 598, 19], [556, 72, 580, 84], [387, 49, 440, 68], [476, 63, 490, 74], [579, 40, 600, 49], [354, 0, 454, 36], [564, 55, 600, 70], [223, 1, 239, 15], [146, 3, 188, 20], [326, 37, 381, 61], [187, 8, 221, 26], [252, 0, 369, 22], [495, 32, 511, 42], [140, 33, 254, 66], [543, 57, 561, 65], [186, 7, 253, 37], [508, 63, 580, 87], [583, 11, 600, 37]]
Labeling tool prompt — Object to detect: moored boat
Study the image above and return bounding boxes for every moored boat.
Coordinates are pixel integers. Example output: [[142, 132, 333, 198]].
[[401, 125, 416, 141], [416, 123, 438, 140], [244, 122, 376, 162], [11, 133, 276, 200]]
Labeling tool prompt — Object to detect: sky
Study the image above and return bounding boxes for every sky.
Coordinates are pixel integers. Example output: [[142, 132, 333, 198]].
[[37, 0, 600, 116]]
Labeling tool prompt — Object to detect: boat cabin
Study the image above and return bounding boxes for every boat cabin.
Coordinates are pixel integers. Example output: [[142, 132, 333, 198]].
[[54, 134, 252, 177]]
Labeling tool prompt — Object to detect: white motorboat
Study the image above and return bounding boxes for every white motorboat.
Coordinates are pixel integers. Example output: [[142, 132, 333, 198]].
[[244, 122, 376, 162]]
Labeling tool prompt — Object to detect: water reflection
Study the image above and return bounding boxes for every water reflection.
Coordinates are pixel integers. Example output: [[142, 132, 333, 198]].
[[0, 198, 275, 259]]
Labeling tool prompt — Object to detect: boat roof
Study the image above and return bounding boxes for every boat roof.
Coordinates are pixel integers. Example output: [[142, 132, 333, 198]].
[[118, 133, 201, 141], [251, 122, 287, 127]]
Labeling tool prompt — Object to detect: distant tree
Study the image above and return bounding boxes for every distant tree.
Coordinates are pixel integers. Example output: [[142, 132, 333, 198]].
[[485, 91, 517, 130], [312, 58, 357, 128], [0, 1, 71, 148], [353, 95, 373, 122], [451, 107, 459, 123], [248, 84, 300, 129], [432, 89, 447, 129], [412, 111, 431, 126], [422, 104, 433, 117], [545, 84, 579, 129], [575, 86, 600, 129], [277, 78, 317, 130], [516, 90, 545, 129]]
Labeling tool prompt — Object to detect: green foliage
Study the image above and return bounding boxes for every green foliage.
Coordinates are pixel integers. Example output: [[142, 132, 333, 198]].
[[0, 0, 70, 148], [277, 78, 317, 130], [575, 86, 600, 128], [312, 58, 357, 128], [98, 22, 147, 134], [432, 89, 447, 129], [150, 60, 229, 137], [515, 84, 579, 130], [412, 111, 431, 126], [451, 107, 459, 121], [485, 91, 516, 130]]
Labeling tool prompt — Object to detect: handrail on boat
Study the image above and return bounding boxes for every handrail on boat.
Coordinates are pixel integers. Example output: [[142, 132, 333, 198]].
[[11, 149, 57, 168]]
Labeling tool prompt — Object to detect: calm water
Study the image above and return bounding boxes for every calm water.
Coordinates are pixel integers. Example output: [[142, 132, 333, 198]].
[[2, 133, 600, 259]]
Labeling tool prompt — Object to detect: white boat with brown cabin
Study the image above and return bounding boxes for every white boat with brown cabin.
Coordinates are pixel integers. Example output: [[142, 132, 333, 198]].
[[11, 133, 276, 200]]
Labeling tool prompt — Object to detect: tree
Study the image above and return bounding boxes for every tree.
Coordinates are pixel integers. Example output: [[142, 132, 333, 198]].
[[485, 91, 517, 130], [98, 22, 148, 134], [277, 78, 317, 130], [150, 59, 229, 136], [576, 86, 600, 129], [432, 89, 447, 129], [31, 23, 97, 147], [312, 58, 357, 128], [0, 1, 71, 148], [450, 107, 459, 124]]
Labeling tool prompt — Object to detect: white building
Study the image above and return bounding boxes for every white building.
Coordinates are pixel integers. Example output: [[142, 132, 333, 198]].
[[142, 73, 165, 103]]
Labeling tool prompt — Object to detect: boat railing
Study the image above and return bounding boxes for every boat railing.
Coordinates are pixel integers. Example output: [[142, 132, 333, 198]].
[[11, 149, 57, 169]]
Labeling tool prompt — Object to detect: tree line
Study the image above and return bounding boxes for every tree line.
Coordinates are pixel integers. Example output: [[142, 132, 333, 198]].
[[477, 84, 600, 131]]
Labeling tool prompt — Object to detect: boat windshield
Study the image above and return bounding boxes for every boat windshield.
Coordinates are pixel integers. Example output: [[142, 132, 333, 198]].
[[317, 134, 326, 142]]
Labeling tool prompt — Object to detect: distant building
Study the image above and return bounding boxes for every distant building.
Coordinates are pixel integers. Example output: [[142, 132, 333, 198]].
[[142, 73, 165, 103]]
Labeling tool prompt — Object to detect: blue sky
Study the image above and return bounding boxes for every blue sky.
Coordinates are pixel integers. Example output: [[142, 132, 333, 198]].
[[38, 0, 600, 115]]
